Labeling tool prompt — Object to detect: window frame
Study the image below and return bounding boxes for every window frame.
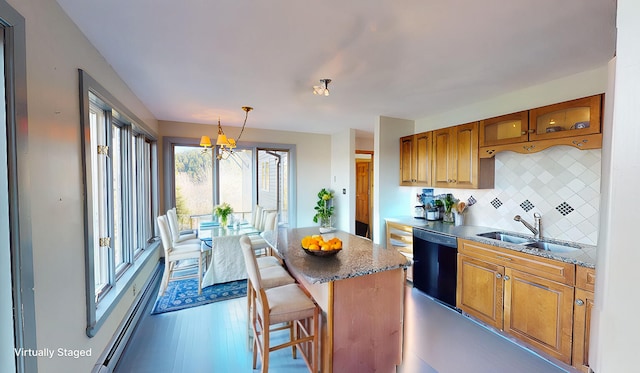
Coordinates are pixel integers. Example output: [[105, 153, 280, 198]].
[[79, 69, 159, 337]]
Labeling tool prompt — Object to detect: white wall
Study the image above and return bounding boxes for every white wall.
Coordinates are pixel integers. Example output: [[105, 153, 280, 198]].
[[158, 121, 332, 228], [373, 116, 415, 244], [331, 129, 355, 233], [592, 0, 640, 370], [8, 0, 160, 371], [415, 66, 609, 132]]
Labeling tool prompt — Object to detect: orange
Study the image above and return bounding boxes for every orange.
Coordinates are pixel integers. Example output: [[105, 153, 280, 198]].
[[308, 244, 320, 251]]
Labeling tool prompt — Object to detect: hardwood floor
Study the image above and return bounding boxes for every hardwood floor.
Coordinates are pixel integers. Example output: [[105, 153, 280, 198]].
[[116, 282, 576, 372]]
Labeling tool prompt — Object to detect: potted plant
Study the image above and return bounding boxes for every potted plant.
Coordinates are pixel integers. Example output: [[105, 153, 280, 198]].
[[313, 188, 335, 233], [214, 202, 233, 228]]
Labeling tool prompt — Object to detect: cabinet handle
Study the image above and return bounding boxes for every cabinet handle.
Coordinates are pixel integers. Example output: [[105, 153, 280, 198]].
[[521, 131, 527, 135], [576, 299, 585, 306], [451, 179, 457, 183], [495, 255, 512, 261], [503, 275, 511, 281], [528, 129, 535, 133], [495, 273, 502, 279]]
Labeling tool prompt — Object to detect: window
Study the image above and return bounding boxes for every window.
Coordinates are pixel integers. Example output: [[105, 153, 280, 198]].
[[163, 139, 296, 229], [80, 70, 159, 336]]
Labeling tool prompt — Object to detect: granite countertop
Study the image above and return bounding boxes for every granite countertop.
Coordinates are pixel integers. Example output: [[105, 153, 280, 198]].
[[386, 217, 597, 269], [263, 227, 410, 284]]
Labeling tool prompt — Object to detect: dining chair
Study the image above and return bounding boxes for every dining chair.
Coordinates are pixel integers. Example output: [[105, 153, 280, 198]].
[[249, 210, 278, 256], [157, 215, 205, 295], [239, 235, 319, 373], [167, 207, 200, 245]]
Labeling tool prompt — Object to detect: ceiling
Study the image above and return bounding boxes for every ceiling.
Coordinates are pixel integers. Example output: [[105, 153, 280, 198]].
[[55, 0, 616, 137]]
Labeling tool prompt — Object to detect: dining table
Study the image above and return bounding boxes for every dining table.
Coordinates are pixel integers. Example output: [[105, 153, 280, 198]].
[[198, 221, 260, 287]]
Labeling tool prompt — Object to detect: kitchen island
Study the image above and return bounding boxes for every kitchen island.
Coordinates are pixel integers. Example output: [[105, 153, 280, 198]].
[[263, 227, 410, 373]]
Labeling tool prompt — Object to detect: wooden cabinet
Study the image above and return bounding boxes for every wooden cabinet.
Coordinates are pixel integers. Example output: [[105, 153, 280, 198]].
[[479, 94, 603, 158], [503, 268, 574, 364], [457, 253, 504, 329], [386, 221, 414, 282], [433, 122, 494, 189], [529, 95, 601, 141], [400, 132, 432, 186], [479, 110, 529, 147], [457, 239, 576, 364], [573, 267, 596, 372]]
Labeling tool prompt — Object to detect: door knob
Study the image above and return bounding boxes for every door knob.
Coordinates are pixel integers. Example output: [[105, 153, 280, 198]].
[[495, 273, 502, 279], [503, 275, 510, 281], [576, 299, 585, 306]]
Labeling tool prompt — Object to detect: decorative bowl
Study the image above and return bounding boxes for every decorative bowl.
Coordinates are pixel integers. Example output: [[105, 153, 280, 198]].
[[302, 247, 342, 257]]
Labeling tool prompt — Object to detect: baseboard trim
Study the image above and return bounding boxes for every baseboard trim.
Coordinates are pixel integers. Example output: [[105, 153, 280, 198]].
[[92, 260, 163, 373]]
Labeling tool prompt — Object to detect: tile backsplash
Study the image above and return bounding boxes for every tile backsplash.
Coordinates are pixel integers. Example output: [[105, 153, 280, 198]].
[[428, 147, 601, 245]]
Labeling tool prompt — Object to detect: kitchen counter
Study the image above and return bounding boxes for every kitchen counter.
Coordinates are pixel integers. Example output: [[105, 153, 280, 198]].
[[386, 217, 597, 268], [263, 226, 410, 284]]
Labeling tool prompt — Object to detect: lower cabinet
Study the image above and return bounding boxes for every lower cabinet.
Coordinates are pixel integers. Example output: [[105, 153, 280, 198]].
[[504, 268, 574, 364], [386, 221, 414, 282], [457, 239, 577, 365], [572, 267, 596, 372]]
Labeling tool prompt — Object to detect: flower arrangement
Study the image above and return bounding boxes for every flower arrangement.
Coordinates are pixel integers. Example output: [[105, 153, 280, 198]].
[[312, 188, 334, 228], [214, 202, 233, 228]]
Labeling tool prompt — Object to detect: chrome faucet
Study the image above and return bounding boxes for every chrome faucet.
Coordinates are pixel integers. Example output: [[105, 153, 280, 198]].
[[514, 213, 541, 239]]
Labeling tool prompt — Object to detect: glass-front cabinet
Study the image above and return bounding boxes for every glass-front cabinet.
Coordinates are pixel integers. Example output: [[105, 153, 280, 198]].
[[529, 95, 601, 141], [479, 111, 529, 147]]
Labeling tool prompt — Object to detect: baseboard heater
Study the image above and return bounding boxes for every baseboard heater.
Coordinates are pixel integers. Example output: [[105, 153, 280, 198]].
[[92, 261, 163, 373]]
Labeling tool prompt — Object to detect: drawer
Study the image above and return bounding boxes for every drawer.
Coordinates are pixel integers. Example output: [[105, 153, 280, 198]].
[[576, 266, 596, 292], [459, 239, 575, 286]]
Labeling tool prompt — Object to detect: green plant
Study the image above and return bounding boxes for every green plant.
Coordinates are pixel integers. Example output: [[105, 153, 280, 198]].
[[312, 188, 334, 224], [214, 202, 233, 226]]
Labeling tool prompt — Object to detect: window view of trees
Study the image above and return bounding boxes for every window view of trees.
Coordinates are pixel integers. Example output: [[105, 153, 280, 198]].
[[174, 146, 213, 229]]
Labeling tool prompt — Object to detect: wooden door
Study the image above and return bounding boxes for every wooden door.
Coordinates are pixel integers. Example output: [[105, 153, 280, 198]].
[[457, 254, 504, 330], [399, 135, 414, 185], [453, 122, 479, 188], [572, 288, 595, 372], [503, 268, 574, 364], [414, 132, 432, 185], [355, 161, 370, 224], [432, 128, 452, 187]]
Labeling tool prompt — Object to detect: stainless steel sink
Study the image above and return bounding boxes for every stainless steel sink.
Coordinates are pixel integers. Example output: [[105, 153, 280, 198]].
[[477, 231, 533, 244], [524, 241, 581, 253]]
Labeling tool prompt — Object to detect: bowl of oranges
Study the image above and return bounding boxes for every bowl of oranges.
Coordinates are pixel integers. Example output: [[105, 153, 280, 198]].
[[300, 235, 343, 256]]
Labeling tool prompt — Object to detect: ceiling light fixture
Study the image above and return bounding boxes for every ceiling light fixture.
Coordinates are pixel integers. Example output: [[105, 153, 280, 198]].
[[200, 106, 253, 160], [313, 79, 331, 96]]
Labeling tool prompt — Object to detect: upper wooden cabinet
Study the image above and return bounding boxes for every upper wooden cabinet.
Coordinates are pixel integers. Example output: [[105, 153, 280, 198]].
[[433, 122, 494, 189], [529, 95, 601, 141], [479, 111, 529, 147], [400, 132, 432, 186], [479, 94, 603, 158]]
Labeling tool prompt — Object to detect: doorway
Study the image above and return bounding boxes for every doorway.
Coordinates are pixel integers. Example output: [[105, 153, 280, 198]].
[[355, 151, 373, 238]]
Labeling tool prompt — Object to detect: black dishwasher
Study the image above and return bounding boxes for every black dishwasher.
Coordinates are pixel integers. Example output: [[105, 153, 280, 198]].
[[412, 228, 459, 310]]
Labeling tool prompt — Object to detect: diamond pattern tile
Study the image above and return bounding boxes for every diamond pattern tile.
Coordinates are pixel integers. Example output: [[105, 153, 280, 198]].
[[430, 148, 601, 245]]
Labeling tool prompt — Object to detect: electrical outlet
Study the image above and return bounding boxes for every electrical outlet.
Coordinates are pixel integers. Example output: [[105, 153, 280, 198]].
[[132, 284, 137, 297]]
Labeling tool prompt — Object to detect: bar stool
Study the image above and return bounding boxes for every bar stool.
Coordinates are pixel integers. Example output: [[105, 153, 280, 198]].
[[240, 236, 320, 373]]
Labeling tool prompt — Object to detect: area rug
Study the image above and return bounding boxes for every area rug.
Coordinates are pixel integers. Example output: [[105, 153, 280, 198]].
[[151, 277, 247, 315]]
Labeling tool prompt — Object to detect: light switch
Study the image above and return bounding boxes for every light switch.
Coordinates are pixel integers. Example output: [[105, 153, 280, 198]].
[[342, 188, 346, 194]]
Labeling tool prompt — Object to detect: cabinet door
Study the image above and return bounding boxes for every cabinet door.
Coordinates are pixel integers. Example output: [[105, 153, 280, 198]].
[[572, 288, 594, 372], [432, 128, 452, 187], [479, 111, 529, 146], [529, 95, 602, 141], [457, 254, 504, 330], [452, 122, 479, 188], [399, 135, 414, 185], [414, 132, 432, 185], [504, 268, 574, 364]]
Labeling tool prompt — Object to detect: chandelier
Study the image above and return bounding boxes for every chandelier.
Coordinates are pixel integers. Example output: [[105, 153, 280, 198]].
[[200, 106, 253, 160]]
